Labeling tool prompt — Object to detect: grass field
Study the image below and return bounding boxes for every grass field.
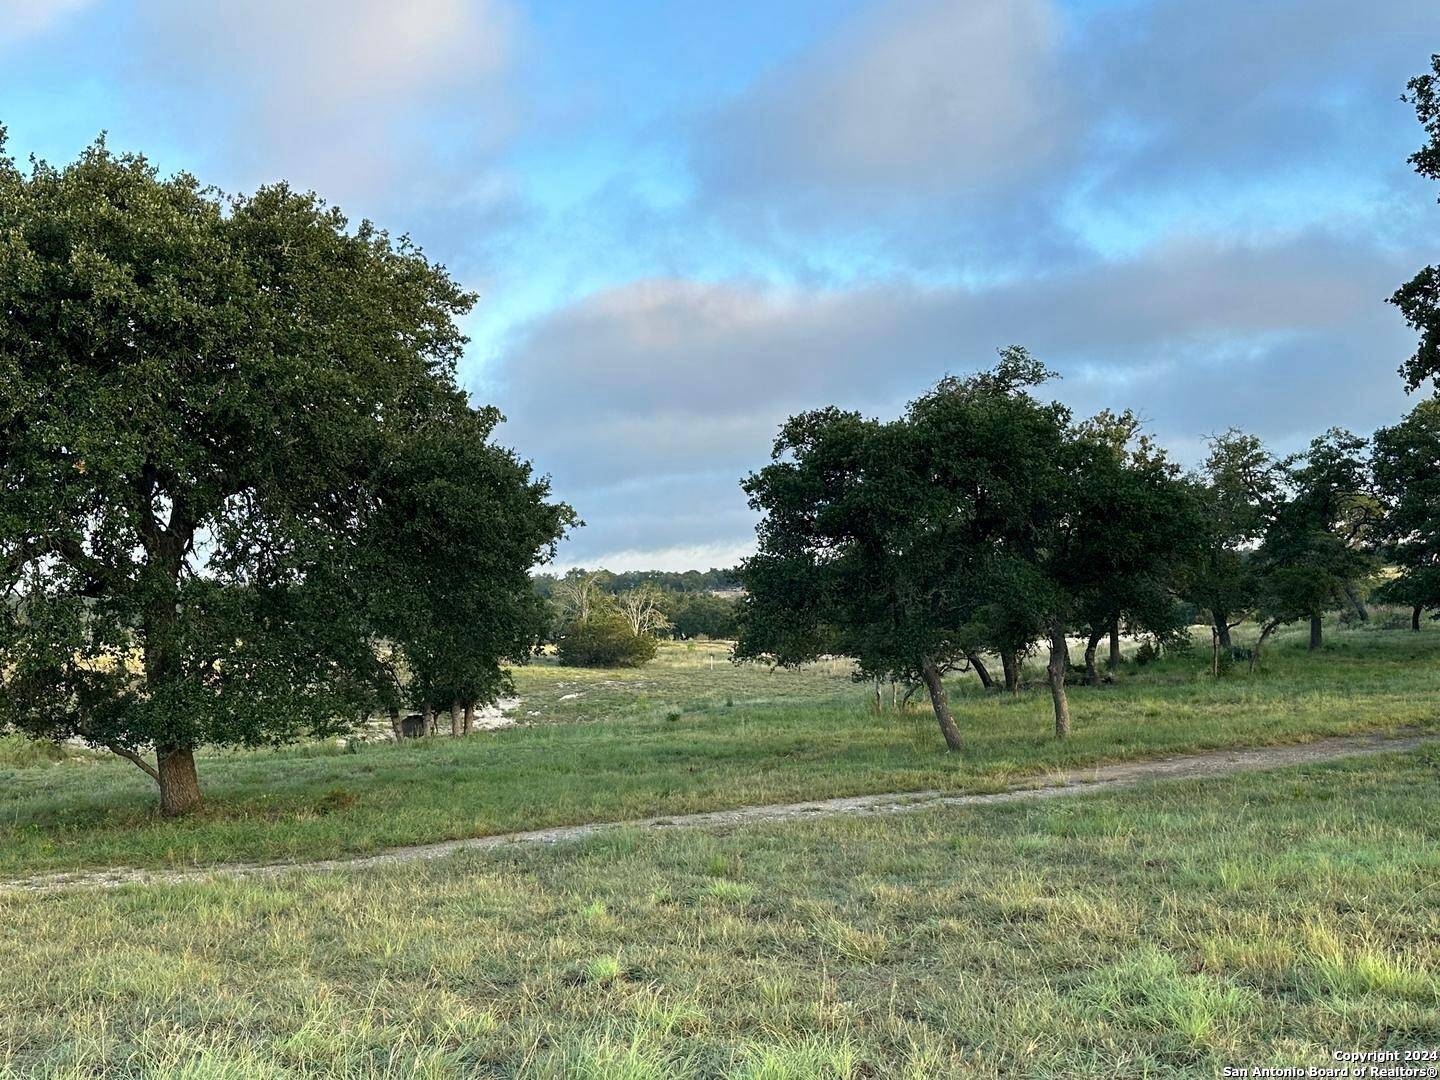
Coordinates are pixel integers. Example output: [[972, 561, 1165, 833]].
[[1, 616, 1438, 877], [1, 747, 1436, 1078]]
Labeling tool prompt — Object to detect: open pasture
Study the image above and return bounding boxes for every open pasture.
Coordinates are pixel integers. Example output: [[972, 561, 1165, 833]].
[[2, 747, 1436, 1078], [2, 617, 1436, 878]]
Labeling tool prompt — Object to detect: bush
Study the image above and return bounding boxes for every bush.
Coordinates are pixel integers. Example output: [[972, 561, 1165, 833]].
[[555, 614, 658, 668], [0, 733, 75, 768], [662, 591, 740, 639]]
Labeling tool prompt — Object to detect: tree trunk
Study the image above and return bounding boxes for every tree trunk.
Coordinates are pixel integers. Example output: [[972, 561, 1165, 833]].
[[463, 701, 476, 734], [423, 702, 436, 736], [1251, 620, 1281, 672], [1000, 649, 1020, 693], [1213, 613, 1233, 650], [141, 579, 204, 815], [1414, 604, 1423, 632], [1309, 613, 1323, 651], [1047, 618, 1071, 740], [965, 650, 993, 689], [1343, 584, 1368, 622], [1083, 628, 1104, 686], [156, 746, 202, 817], [1107, 619, 1121, 669], [389, 705, 402, 741], [919, 657, 963, 751], [449, 701, 464, 737]]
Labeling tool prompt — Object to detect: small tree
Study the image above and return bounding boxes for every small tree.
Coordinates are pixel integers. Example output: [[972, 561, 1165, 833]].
[[1184, 430, 1281, 648], [1036, 415, 1203, 735], [1068, 410, 1206, 684], [349, 405, 572, 736], [616, 586, 673, 638], [1372, 399, 1440, 629], [555, 609, 658, 667], [551, 571, 606, 631], [1253, 430, 1377, 655], [550, 573, 659, 668]]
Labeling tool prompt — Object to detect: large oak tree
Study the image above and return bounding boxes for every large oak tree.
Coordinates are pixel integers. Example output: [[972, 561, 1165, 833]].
[[0, 137, 569, 813], [736, 350, 1066, 749]]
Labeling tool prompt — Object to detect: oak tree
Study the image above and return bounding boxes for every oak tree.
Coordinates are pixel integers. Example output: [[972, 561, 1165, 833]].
[[1372, 400, 1440, 629], [0, 138, 569, 812], [1392, 54, 1440, 392], [1253, 430, 1376, 655], [1184, 430, 1281, 648], [736, 350, 1069, 749]]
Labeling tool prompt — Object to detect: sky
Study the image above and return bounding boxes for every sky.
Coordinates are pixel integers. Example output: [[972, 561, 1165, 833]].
[[3, 0, 1438, 571]]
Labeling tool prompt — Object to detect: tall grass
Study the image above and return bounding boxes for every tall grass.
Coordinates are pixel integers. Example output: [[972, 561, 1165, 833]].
[[0, 749, 1436, 1077]]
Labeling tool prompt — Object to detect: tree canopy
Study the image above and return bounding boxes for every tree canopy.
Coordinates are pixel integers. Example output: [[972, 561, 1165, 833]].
[[1253, 430, 1376, 652], [736, 349, 1202, 749], [548, 572, 660, 668], [1183, 429, 1281, 648], [1372, 399, 1440, 627], [1393, 53, 1440, 392], [0, 137, 571, 813]]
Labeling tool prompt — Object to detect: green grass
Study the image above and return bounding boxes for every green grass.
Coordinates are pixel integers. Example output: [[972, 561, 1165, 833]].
[[1, 748, 1436, 1077], [1, 616, 1438, 876]]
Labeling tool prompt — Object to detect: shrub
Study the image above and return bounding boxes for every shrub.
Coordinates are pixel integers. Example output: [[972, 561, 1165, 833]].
[[0, 733, 74, 768], [556, 614, 658, 668]]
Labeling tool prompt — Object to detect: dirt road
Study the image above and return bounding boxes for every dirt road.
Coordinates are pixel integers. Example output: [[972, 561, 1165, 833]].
[[3, 731, 1433, 895]]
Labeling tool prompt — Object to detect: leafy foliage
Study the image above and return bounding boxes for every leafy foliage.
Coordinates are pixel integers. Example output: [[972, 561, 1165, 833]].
[[1183, 430, 1281, 643], [0, 137, 570, 810], [1254, 430, 1376, 641], [737, 348, 1203, 746], [555, 612, 659, 668], [1065, 409, 1206, 668], [551, 573, 661, 667], [661, 590, 740, 639], [1372, 399, 1440, 623], [1392, 54, 1440, 392], [346, 406, 572, 717]]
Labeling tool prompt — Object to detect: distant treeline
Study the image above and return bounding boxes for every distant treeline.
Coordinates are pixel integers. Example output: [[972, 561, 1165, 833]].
[[532, 567, 740, 598], [538, 567, 743, 601], [534, 568, 742, 641]]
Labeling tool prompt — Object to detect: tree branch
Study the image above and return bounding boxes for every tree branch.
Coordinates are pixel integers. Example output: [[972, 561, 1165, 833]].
[[3, 535, 126, 595], [107, 744, 159, 783]]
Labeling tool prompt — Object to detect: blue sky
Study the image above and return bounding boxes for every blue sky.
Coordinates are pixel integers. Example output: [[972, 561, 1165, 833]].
[[3, 0, 1437, 570]]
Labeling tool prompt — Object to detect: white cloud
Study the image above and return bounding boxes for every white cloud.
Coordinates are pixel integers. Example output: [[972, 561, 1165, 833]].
[[548, 541, 755, 576], [130, 0, 521, 202], [0, 0, 93, 45], [701, 0, 1069, 204], [499, 231, 1421, 567]]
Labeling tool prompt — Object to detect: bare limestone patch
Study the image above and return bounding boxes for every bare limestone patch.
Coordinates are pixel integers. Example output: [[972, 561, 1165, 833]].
[[469, 697, 521, 731], [2, 731, 1433, 895]]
